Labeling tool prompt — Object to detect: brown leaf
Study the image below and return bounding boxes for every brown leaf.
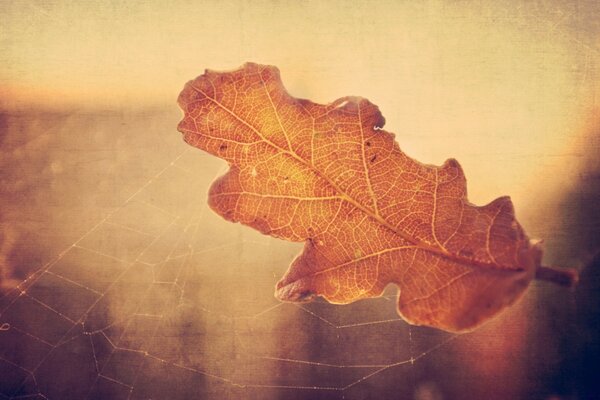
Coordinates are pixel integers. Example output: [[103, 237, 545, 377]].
[[177, 63, 574, 332]]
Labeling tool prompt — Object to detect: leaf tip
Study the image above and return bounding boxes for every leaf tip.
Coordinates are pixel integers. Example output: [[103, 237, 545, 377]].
[[442, 157, 460, 169], [275, 280, 316, 302]]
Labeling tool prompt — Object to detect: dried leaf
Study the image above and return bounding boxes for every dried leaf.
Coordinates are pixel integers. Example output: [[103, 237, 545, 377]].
[[177, 63, 576, 332]]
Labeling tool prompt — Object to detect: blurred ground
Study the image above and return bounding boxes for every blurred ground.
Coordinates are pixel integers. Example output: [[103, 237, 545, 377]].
[[0, 102, 598, 399]]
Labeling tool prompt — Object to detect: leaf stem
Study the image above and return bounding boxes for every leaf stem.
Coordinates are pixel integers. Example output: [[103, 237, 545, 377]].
[[535, 265, 579, 287]]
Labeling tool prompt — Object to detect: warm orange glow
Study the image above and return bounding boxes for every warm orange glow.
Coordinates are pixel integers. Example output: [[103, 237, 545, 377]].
[[1, 1, 598, 398]]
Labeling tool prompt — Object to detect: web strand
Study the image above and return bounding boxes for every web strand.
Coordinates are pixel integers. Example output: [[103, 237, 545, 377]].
[[0, 148, 463, 399]]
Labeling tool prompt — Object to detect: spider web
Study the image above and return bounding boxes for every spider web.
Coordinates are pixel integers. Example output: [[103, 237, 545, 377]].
[[0, 132, 460, 400]]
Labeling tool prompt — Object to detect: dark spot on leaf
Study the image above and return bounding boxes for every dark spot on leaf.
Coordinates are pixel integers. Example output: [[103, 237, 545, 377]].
[[370, 154, 377, 163], [459, 249, 473, 258], [219, 144, 228, 151], [297, 290, 315, 301], [366, 141, 371, 147]]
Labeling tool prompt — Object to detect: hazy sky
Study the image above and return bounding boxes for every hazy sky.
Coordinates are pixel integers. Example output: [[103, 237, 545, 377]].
[[3, 1, 598, 204], [2, 1, 598, 108]]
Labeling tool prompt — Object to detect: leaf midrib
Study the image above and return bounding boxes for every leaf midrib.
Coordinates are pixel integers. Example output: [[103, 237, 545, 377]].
[[188, 81, 520, 272]]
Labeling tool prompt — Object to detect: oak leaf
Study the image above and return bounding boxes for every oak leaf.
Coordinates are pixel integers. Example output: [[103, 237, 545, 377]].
[[177, 63, 577, 332]]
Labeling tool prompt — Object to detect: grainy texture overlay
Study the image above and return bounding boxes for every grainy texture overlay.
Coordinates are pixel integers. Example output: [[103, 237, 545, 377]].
[[1, 1, 599, 399]]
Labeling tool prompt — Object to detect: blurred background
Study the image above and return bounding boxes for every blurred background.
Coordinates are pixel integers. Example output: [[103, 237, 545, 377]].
[[1, 1, 599, 399]]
